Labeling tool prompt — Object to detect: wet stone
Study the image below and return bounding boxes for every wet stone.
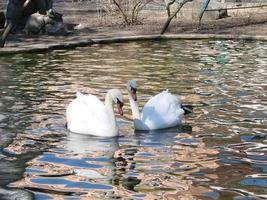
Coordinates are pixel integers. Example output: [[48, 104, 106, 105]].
[[0, 187, 34, 200]]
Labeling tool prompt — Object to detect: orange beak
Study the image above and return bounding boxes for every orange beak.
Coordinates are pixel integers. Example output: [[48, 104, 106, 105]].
[[117, 103, 123, 116]]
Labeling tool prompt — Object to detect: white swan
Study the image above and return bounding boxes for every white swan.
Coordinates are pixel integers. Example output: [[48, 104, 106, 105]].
[[66, 89, 124, 137], [127, 80, 192, 130]]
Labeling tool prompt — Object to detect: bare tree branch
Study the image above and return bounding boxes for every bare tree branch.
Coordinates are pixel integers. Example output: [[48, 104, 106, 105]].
[[132, 1, 142, 24], [134, 0, 153, 23], [139, 0, 153, 11], [112, 0, 130, 24], [198, 0, 211, 27], [166, 0, 176, 17], [111, 0, 153, 25], [161, 0, 193, 34]]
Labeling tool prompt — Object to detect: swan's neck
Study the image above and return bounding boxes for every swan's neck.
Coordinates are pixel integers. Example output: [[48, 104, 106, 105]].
[[105, 93, 118, 133], [128, 91, 141, 120]]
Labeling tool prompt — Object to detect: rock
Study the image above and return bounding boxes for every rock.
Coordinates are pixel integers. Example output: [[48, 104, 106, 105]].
[[24, 9, 64, 35], [0, 187, 34, 200], [24, 12, 52, 35], [47, 9, 63, 23], [46, 22, 70, 36], [0, 11, 5, 29]]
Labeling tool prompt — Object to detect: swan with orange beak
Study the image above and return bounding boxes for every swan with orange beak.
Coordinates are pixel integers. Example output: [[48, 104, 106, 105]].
[[66, 89, 124, 137], [127, 80, 192, 130]]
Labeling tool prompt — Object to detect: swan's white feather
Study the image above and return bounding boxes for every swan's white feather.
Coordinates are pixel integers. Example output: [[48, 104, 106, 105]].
[[66, 92, 114, 136], [139, 90, 184, 130]]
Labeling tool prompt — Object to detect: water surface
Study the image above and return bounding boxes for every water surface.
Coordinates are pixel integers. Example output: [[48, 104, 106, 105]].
[[0, 40, 266, 199]]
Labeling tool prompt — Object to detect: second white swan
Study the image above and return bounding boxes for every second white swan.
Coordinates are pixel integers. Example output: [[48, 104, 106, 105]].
[[127, 80, 191, 130]]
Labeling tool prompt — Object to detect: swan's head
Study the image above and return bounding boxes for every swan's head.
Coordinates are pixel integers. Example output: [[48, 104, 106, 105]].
[[109, 89, 124, 116], [127, 80, 137, 101]]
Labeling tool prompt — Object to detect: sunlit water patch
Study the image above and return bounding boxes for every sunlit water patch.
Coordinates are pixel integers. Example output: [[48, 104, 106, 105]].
[[0, 40, 266, 199]]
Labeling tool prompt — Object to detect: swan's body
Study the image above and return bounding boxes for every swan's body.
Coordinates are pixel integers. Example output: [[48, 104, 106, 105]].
[[66, 89, 124, 137], [127, 80, 188, 131]]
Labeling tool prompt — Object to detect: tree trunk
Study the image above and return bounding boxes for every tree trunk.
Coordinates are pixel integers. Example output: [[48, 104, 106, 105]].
[[112, 0, 130, 25], [198, 0, 211, 27], [0, 22, 14, 47], [161, 0, 193, 35], [166, 0, 176, 17], [0, 12, 5, 29]]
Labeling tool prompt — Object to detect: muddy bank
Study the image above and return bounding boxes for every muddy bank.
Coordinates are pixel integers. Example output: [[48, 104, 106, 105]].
[[0, 4, 266, 54]]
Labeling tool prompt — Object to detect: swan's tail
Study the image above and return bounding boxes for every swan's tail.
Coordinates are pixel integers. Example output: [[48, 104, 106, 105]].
[[181, 104, 193, 115]]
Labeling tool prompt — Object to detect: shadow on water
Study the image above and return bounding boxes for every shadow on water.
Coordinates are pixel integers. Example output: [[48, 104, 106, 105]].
[[66, 133, 119, 157], [0, 150, 40, 187], [66, 133, 142, 192], [113, 124, 193, 191], [134, 124, 192, 145], [0, 150, 40, 200], [17, 124, 193, 198]]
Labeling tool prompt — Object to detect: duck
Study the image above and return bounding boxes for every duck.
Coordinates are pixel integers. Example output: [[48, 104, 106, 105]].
[[127, 80, 192, 131], [66, 89, 124, 137]]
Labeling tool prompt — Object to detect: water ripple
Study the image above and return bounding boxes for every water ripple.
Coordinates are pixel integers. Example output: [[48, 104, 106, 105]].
[[0, 40, 266, 199]]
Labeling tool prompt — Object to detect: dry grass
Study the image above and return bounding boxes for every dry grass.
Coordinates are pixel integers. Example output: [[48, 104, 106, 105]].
[[61, 7, 267, 36]]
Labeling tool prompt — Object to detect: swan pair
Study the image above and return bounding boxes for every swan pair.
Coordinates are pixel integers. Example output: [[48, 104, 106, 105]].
[[66, 80, 191, 137]]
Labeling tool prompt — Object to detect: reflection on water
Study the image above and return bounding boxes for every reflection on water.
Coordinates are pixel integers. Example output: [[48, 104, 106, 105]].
[[0, 39, 266, 199]]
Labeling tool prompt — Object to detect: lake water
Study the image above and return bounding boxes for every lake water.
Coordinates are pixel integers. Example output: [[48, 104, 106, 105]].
[[0, 40, 266, 199]]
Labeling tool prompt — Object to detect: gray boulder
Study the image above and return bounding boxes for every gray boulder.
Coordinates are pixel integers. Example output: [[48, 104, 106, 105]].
[[0, 187, 33, 200], [47, 9, 63, 23], [46, 21, 70, 36], [24, 11, 53, 35], [24, 9, 66, 35]]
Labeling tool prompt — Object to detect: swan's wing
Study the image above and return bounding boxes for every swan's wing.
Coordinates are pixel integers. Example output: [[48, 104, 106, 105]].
[[82, 93, 108, 117], [141, 90, 184, 129], [77, 92, 105, 112], [66, 93, 110, 133], [143, 90, 181, 114]]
